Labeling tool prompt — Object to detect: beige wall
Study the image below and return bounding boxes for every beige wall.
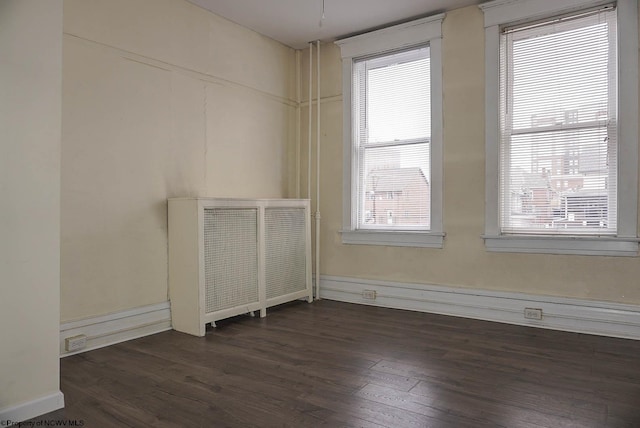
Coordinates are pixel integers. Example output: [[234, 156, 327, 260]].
[[59, 0, 640, 324], [303, 6, 640, 305], [61, 0, 297, 321], [0, 0, 62, 411]]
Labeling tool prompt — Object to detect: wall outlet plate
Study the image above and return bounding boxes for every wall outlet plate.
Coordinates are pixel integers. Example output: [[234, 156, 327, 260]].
[[65, 334, 87, 352], [362, 289, 377, 300], [524, 308, 543, 320]]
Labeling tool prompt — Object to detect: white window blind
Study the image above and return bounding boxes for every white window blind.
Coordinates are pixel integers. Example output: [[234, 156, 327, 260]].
[[499, 6, 617, 235], [353, 46, 431, 230]]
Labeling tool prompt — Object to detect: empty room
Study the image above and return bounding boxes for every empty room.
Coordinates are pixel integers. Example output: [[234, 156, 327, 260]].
[[1, 0, 640, 426]]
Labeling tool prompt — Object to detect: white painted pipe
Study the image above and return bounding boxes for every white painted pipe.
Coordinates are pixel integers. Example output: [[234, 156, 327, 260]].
[[307, 42, 317, 299], [308, 42, 313, 202], [295, 50, 301, 199], [315, 40, 321, 300]]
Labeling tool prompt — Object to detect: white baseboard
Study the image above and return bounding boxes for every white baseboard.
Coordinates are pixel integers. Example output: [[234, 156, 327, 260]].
[[0, 391, 64, 424], [319, 275, 640, 340], [60, 302, 172, 357]]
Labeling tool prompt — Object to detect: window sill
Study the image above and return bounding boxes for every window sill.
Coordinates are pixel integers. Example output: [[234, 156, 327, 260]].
[[340, 230, 445, 248], [483, 235, 640, 257]]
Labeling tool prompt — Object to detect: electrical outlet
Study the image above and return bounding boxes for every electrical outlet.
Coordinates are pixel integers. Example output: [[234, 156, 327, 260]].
[[524, 308, 543, 320], [65, 334, 87, 352], [362, 289, 377, 300]]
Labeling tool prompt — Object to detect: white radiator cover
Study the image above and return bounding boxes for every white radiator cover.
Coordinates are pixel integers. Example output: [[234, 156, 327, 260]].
[[168, 198, 313, 336]]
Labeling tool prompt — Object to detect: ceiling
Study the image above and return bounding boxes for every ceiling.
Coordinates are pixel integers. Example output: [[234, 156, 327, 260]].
[[187, 0, 484, 49]]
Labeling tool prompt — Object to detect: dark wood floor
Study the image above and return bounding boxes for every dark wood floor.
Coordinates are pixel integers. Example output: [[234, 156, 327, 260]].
[[36, 300, 640, 427]]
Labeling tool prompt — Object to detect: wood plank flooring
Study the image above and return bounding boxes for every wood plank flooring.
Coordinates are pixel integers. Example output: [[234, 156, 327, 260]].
[[35, 300, 640, 427]]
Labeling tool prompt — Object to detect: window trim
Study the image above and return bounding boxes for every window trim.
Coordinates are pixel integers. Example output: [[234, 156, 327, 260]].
[[480, 0, 639, 256], [335, 14, 445, 248]]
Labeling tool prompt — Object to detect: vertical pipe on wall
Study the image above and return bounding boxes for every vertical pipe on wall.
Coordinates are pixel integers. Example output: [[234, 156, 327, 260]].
[[307, 42, 317, 299], [295, 50, 301, 198], [315, 40, 321, 300], [308, 43, 313, 201]]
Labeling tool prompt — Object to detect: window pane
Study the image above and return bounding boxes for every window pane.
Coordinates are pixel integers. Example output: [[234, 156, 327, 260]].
[[367, 53, 430, 143], [500, 8, 617, 235], [354, 47, 430, 145], [510, 18, 611, 130], [359, 143, 430, 229], [502, 127, 616, 233]]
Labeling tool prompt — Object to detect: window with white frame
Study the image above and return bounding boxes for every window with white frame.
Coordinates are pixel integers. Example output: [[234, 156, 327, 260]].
[[354, 47, 431, 230], [336, 15, 444, 248], [481, 0, 638, 256], [500, 7, 617, 235]]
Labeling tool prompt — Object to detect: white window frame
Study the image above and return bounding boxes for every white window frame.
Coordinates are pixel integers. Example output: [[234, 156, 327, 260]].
[[335, 15, 445, 248], [480, 0, 639, 256]]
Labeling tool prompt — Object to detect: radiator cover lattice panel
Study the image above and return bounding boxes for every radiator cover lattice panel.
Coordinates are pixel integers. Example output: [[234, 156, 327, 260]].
[[203, 208, 259, 313], [265, 208, 307, 300]]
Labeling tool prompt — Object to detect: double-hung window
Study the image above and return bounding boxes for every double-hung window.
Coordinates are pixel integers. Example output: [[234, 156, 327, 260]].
[[353, 47, 431, 230], [336, 15, 444, 248], [481, 0, 638, 256]]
